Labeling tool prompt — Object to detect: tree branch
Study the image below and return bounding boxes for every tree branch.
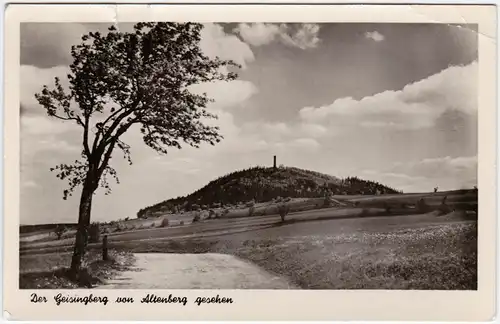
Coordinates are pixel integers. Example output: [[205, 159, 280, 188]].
[[82, 114, 91, 157], [94, 86, 144, 156], [96, 121, 135, 177], [50, 111, 84, 126]]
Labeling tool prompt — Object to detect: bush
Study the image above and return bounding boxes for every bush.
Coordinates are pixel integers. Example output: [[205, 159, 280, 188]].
[[323, 196, 332, 208], [277, 203, 290, 222], [192, 212, 201, 223], [416, 198, 430, 213], [160, 218, 169, 227], [180, 220, 185, 226], [150, 223, 155, 228], [208, 209, 216, 219], [54, 225, 67, 240], [88, 223, 101, 243]]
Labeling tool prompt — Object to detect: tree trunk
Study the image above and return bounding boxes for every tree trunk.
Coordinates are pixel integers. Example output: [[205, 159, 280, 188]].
[[70, 184, 94, 275], [102, 235, 109, 261]]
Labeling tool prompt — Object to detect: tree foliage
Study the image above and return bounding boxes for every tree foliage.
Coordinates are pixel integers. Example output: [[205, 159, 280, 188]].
[[36, 22, 238, 199]]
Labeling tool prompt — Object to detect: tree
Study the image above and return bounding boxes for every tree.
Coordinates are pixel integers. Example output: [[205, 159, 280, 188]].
[[277, 202, 290, 222], [35, 22, 239, 276], [54, 224, 67, 240]]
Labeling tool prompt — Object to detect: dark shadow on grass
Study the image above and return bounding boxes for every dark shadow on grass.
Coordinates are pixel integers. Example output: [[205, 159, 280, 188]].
[[20, 252, 136, 289], [20, 266, 103, 289]]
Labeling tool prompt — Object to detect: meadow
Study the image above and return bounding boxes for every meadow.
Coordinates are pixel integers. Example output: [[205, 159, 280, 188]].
[[20, 190, 478, 290]]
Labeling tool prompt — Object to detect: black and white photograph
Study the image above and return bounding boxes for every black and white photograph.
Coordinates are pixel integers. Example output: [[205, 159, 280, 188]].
[[3, 3, 497, 322], [16, 18, 483, 292], [17, 19, 482, 291]]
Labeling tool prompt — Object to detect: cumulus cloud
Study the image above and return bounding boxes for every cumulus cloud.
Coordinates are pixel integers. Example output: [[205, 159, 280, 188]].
[[200, 23, 255, 69], [361, 155, 477, 192], [240, 120, 332, 147], [364, 31, 385, 42], [234, 23, 321, 49], [233, 23, 280, 46], [299, 61, 477, 130], [189, 80, 258, 111], [280, 24, 321, 49], [297, 123, 329, 138]]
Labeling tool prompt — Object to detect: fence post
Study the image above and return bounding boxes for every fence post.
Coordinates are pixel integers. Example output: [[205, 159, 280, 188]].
[[102, 235, 109, 261]]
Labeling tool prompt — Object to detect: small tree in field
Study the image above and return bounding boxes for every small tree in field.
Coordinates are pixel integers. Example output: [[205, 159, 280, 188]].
[[35, 23, 239, 276], [54, 225, 67, 240], [160, 217, 169, 227], [277, 202, 290, 222]]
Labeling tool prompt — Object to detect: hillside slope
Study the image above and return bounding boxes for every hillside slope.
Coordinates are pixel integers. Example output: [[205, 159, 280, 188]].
[[137, 166, 401, 218]]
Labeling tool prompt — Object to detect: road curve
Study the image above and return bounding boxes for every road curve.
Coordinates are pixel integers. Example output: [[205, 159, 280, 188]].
[[99, 253, 298, 289]]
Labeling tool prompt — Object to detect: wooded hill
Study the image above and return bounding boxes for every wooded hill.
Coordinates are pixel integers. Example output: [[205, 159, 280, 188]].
[[137, 166, 402, 219]]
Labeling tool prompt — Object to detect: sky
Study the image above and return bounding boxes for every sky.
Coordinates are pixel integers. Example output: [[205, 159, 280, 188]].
[[20, 22, 478, 225]]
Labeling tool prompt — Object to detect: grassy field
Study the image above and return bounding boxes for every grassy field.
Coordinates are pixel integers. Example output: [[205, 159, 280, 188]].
[[20, 190, 477, 245], [229, 221, 477, 289], [20, 249, 135, 289], [105, 215, 477, 290], [20, 190, 478, 290]]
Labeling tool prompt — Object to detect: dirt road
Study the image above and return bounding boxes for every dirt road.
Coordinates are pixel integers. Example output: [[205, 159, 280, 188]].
[[101, 253, 297, 289]]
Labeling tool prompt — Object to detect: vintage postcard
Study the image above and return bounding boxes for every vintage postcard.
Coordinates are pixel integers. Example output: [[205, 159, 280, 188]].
[[3, 3, 497, 322]]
